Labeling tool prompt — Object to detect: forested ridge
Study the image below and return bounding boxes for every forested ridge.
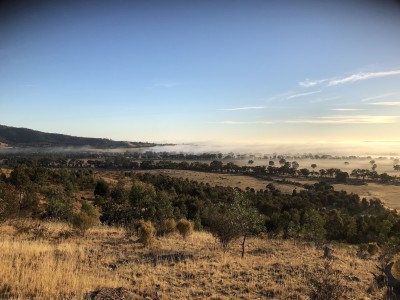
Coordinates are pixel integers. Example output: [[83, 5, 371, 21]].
[[0, 124, 155, 148]]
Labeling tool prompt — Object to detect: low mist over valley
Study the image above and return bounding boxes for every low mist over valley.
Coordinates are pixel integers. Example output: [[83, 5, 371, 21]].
[[2, 0, 400, 299]]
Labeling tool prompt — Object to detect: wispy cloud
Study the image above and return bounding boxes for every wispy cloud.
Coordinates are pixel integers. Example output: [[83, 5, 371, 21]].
[[329, 70, 400, 86], [299, 79, 328, 88], [210, 120, 274, 125], [369, 102, 400, 106], [299, 70, 400, 88], [218, 106, 265, 111], [287, 115, 398, 124], [361, 93, 395, 102], [287, 91, 320, 100], [330, 108, 363, 111]]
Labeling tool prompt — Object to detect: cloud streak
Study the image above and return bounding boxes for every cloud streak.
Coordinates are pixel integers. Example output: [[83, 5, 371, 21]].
[[369, 102, 400, 106], [361, 93, 395, 102], [287, 91, 321, 99], [299, 79, 328, 88], [299, 70, 400, 88], [330, 108, 363, 111], [329, 70, 400, 86], [210, 120, 274, 125], [287, 115, 399, 124], [218, 106, 265, 111]]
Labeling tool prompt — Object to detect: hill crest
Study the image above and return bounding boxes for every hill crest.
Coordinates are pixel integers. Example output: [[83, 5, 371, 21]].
[[0, 125, 154, 149]]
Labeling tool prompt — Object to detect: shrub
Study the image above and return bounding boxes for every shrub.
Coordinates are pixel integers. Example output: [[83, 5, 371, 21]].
[[45, 190, 74, 222], [206, 209, 241, 250], [157, 219, 176, 236], [72, 201, 99, 235], [176, 219, 193, 239], [308, 262, 346, 300], [94, 179, 110, 197], [0, 182, 19, 222], [367, 242, 380, 256], [392, 255, 400, 281], [137, 220, 155, 247]]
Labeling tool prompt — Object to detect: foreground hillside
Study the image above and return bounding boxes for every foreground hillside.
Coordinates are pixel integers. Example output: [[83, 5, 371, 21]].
[[0, 124, 154, 149], [0, 220, 387, 299]]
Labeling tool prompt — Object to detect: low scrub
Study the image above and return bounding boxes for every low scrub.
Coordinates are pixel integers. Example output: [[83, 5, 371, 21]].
[[157, 219, 176, 236], [137, 220, 155, 247], [176, 219, 193, 240]]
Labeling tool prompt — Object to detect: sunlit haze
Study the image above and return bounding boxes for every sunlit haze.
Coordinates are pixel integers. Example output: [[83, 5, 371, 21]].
[[1, 1, 400, 154]]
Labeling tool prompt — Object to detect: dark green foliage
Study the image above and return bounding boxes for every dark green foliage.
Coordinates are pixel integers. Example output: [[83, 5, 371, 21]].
[[204, 191, 264, 256], [19, 186, 42, 217], [94, 179, 110, 198], [0, 171, 5, 182], [0, 182, 19, 221], [335, 171, 349, 183], [0, 124, 149, 148], [2, 158, 400, 249], [302, 209, 326, 242], [44, 189, 74, 221]]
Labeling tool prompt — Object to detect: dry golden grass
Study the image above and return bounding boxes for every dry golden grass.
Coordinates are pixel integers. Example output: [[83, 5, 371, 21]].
[[135, 169, 299, 194], [0, 219, 386, 299]]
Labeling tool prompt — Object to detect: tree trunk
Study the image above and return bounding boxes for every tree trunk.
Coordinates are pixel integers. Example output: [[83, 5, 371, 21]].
[[241, 235, 247, 258]]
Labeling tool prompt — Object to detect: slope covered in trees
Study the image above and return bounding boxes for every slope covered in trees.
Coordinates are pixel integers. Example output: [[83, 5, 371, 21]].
[[0, 124, 155, 149]]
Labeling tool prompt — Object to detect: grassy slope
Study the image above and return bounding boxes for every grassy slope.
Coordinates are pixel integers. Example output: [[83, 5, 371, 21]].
[[0, 220, 383, 299]]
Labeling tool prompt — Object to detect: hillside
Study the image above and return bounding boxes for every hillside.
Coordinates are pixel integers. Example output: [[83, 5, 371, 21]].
[[0, 125, 155, 149], [0, 221, 383, 299]]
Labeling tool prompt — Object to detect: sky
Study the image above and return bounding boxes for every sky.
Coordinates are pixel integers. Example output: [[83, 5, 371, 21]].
[[1, 0, 400, 154]]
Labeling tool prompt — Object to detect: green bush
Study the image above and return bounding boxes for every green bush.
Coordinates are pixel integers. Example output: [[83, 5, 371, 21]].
[[45, 190, 74, 222], [176, 219, 193, 240], [0, 182, 19, 222]]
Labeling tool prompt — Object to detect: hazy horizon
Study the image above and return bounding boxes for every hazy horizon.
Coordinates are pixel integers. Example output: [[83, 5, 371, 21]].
[[1, 1, 400, 153]]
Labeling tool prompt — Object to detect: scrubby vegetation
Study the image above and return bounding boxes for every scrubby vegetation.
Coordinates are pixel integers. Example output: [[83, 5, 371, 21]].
[[1, 160, 400, 298], [1, 163, 400, 246]]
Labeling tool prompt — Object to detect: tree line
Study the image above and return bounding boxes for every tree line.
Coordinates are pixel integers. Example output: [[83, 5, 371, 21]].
[[1, 163, 400, 252]]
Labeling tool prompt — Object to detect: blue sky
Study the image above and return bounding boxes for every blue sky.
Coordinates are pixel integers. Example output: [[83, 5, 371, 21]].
[[1, 1, 400, 152]]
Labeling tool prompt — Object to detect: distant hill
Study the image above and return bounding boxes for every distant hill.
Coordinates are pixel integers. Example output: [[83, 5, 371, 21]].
[[0, 125, 155, 149]]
